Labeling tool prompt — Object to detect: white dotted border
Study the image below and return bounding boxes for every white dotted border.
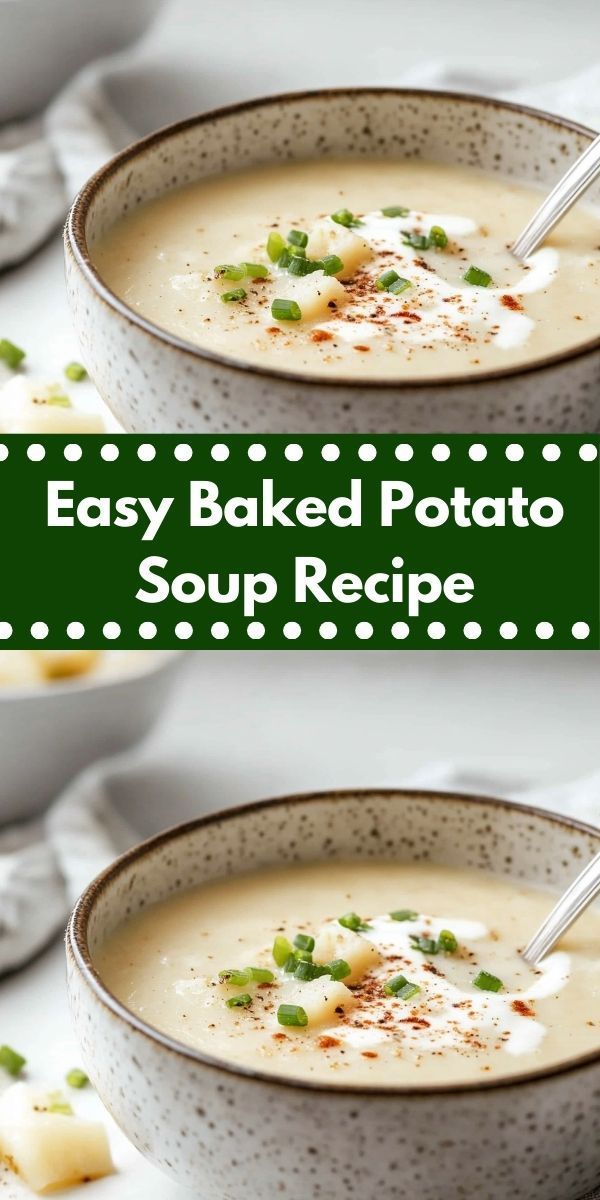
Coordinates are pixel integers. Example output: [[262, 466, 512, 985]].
[[1, 439, 595, 464]]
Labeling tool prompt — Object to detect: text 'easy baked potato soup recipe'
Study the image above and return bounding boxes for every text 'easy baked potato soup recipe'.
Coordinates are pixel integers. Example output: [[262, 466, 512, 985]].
[[94, 159, 600, 379]]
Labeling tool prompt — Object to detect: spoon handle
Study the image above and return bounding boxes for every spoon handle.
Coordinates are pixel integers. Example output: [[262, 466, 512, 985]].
[[511, 133, 600, 260], [522, 849, 600, 966]]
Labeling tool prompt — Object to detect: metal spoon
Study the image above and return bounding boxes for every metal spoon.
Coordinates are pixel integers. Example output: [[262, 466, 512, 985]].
[[511, 133, 600, 260], [522, 849, 600, 966]]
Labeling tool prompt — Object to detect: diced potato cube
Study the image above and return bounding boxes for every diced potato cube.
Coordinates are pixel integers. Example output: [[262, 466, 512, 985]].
[[282, 271, 347, 321], [313, 926, 382, 985], [0, 652, 45, 687], [0, 377, 105, 434], [306, 221, 372, 278], [287, 977, 356, 1026], [35, 651, 101, 681], [0, 1084, 114, 1194]]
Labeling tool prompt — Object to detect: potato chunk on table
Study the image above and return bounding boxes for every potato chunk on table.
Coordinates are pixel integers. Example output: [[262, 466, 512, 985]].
[[0, 1084, 114, 1194]]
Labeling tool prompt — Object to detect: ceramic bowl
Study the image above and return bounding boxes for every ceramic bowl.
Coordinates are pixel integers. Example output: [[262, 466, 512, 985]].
[[0, 650, 184, 824], [66, 788, 600, 1200], [0, 0, 164, 123], [65, 88, 600, 434]]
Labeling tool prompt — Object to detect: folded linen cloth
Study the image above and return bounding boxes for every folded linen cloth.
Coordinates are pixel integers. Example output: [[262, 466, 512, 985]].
[[0, 33, 599, 271], [0, 752, 597, 975]]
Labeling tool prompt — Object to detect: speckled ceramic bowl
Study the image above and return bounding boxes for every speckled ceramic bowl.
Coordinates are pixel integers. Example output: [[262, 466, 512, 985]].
[[65, 89, 600, 434], [66, 788, 600, 1200]]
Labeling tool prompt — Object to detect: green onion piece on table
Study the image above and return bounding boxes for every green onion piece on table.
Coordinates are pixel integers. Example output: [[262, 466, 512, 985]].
[[382, 205, 410, 217], [0, 339, 25, 369], [0, 1045, 26, 1077], [473, 970, 503, 992], [390, 909, 418, 922], [47, 1101, 74, 1115], [221, 288, 246, 303], [464, 265, 493, 287], [271, 298, 302, 321], [65, 1068, 89, 1089], [277, 1004, 308, 1027], [64, 361, 87, 382], [273, 935, 294, 967], [225, 993, 252, 1008]]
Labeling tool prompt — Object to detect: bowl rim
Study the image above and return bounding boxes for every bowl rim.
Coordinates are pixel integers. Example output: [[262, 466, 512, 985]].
[[67, 786, 600, 1097], [66, 86, 600, 392], [0, 648, 184, 703]]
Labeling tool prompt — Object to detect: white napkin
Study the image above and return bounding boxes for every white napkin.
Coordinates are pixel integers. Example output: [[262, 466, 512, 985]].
[[0, 752, 596, 975], [0, 38, 599, 270]]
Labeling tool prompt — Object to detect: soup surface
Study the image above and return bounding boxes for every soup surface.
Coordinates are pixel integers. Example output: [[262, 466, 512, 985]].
[[94, 158, 600, 380], [98, 860, 600, 1086]]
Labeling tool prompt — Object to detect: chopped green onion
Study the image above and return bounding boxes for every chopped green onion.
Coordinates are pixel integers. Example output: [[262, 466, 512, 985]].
[[382, 205, 410, 217], [288, 255, 320, 276], [219, 968, 251, 986], [376, 268, 401, 291], [438, 929, 458, 954], [294, 948, 313, 963], [267, 232, 287, 262], [294, 960, 330, 982], [288, 229, 308, 248], [473, 970, 503, 993], [47, 1101, 74, 1115], [331, 208, 363, 228], [46, 393, 72, 407], [294, 933, 315, 953], [389, 276, 412, 294], [338, 911, 371, 932], [271, 298, 302, 321], [246, 966, 275, 983], [65, 1068, 89, 1089], [0, 339, 25, 370], [402, 231, 430, 251], [221, 288, 246, 303], [215, 264, 245, 280], [429, 225, 448, 248], [383, 974, 421, 1001], [319, 254, 344, 275], [273, 935, 294, 967], [464, 265, 493, 287], [390, 909, 418, 922], [277, 248, 293, 268], [0, 1045, 25, 1077], [225, 993, 252, 1008], [241, 262, 270, 278], [277, 1004, 308, 1028], [64, 361, 87, 382], [284, 954, 300, 974], [326, 958, 351, 981], [410, 934, 439, 955]]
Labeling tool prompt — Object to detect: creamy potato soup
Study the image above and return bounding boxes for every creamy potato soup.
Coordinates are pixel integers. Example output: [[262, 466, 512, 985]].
[[98, 860, 600, 1086], [94, 159, 600, 380]]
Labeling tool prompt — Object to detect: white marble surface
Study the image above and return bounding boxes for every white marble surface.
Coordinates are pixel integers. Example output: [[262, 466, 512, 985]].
[[0, 2, 599, 1195]]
